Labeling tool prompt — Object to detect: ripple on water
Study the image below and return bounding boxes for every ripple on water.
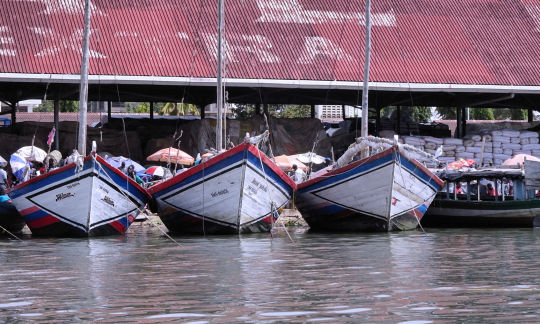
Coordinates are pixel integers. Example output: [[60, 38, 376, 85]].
[[0, 301, 33, 308], [145, 313, 208, 319]]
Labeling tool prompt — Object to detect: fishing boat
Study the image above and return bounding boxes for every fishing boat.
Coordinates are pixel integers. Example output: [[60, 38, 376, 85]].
[[422, 163, 540, 227], [296, 136, 444, 231], [6, 0, 150, 237], [149, 140, 295, 234], [148, 0, 295, 234]]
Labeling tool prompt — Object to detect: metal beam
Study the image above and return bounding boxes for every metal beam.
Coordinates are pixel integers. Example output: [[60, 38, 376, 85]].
[[54, 99, 59, 150]]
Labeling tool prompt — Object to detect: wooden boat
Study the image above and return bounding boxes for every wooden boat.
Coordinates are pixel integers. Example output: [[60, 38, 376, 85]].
[[148, 142, 296, 234], [7, 155, 150, 237], [422, 165, 540, 227], [0, 193, 25, 234], [6, 0, 150, 237], [296, 137, 444, 232]]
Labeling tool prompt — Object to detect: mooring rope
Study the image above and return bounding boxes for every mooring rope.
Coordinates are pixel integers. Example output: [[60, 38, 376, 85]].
[[91, 154, 182, 246], [0, 224, 22, 241]]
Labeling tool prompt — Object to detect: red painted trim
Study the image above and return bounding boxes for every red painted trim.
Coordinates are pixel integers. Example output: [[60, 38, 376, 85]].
[[7, 154, 151, 200], [27, 215, 60, 229], [109, 220, 126, 233], [7, 155, 88, 193], [150, 143, 254, 194], [20, 206, 39, 216], [298, 147, 395, 189], [247, 145, 296, 190]]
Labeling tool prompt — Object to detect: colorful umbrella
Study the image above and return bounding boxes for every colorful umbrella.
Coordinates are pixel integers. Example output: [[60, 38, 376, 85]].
[[144, 166, 166, 177], [274, 155, 307, 171], [147, 148, 194, 165], [502, 154, 540, 166], [10, 153, 30, 181]]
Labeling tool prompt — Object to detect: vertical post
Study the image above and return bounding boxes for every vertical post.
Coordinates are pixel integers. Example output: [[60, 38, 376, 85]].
[[150, 101, 154, 120], [341, 105, 346, 120], [10, 102, 16, 128], [528, 109, 533, 122], [199, 104, 205, 119], [461, 107, 467, 137], [310, 104, 315, 118], [375, 107, 381, 136], [54, 99, 60, 150], [215, 0, 224, 152], [255, 104, 261, 115], [360, 0, 371, 139], [77, 0, 91, 156], [494, 179, 499, 201], [456, 107, 462, 138], [107, 101, 111, 123], [446, 182, 450, 200], [263, 103, 269, 115], [466, 181, 471, 201], [396, 106, 401, 135]]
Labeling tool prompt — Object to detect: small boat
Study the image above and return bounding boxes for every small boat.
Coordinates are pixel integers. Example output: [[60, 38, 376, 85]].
[[0, 192, 25, 234], [6, 0, 150, 237], [148, 141, 296, 234], [296, 136, 444, 232], [422, 164, 540, 227], [7, 155, 150, 237]]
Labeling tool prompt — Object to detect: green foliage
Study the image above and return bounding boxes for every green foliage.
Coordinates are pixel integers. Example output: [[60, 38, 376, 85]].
[[381, 106, 432, 122], [231, 104, 256, 119], [160, 103, 200, 116], [436, 107, 456, 120], [34, 100, 79, 112], [469, 108, 494, 120], [269, 105, 311, 118]]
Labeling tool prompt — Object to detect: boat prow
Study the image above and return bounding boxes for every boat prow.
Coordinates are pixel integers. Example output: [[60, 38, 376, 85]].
[[149, 143, 296, 234], [7, 154, 150, 237], [296, 142, 444, 232]]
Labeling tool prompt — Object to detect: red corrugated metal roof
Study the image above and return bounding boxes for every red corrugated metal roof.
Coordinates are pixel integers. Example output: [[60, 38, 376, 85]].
[[1, 0, 539, 86]]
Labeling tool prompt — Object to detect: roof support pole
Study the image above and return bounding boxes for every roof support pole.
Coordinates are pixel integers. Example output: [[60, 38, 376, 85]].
[[54, 98, 59, 150], [150, 101, 154, 120], [10, 102, 16, 129], [263, 103, 268, 115], [396, 106, 401, 135], [310, 104, 315, 118], [255, 104, 261, 115], [528, 109, 533, 122], [375, 106, 381, 136], [199, 104, 205, 119], [456, 107, 462, 138], [341, 105, 346, 120], [461, 107, 467, 137], [107, 101, 111, 123]]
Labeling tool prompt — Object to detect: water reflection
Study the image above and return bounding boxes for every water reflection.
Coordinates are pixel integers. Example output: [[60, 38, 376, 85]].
[[0, 227, 539, 322]]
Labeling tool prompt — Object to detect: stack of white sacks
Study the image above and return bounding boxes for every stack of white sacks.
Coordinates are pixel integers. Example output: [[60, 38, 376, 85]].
[[400, 129, 540, 166]]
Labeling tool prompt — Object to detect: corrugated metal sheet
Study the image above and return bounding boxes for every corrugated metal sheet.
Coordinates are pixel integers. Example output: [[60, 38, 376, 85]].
[[0, 0, 539, 86]]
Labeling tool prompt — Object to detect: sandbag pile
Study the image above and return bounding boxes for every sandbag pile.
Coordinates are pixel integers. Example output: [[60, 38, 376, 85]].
[[400, 129, 540, 166]]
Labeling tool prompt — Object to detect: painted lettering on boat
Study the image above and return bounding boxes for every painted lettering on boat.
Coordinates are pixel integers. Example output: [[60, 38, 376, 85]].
[[101, 196, 115, 207], [250, 178, 268, 193], [56, 192, 74, 201], [67, 182, 80, 189], [392, 197, 400, 206], [99, 185, 109, 194], [211, 189, 229, 198]]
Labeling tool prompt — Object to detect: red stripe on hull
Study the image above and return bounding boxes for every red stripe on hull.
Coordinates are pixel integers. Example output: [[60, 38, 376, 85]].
[[20, 206, 40, 216], [27, 215, 61, 229], [109, 220, 126, 234]]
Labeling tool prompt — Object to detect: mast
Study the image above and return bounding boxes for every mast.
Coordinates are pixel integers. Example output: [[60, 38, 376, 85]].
[[361, 0, 371, 139], [216, 0, 224, 151], [78, 0, 91, 156]]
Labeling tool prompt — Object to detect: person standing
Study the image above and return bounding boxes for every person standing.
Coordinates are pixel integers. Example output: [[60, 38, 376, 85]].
[[292, 164, 306, 183], [0, 165, 8, 191]]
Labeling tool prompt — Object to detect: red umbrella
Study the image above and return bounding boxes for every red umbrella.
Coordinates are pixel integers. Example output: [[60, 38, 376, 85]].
[[144, 166, 166, 177], [147, 148, 194, 165], [502, 154, 540, 166]]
